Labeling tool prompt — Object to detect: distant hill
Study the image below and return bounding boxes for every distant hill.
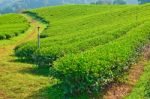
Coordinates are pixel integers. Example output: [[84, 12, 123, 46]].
[[0, 0, 139, 14], [0, 0, 63, 14]]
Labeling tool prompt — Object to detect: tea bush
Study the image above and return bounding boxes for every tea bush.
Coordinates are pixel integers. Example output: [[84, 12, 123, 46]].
[[0, 14, 29, 40]]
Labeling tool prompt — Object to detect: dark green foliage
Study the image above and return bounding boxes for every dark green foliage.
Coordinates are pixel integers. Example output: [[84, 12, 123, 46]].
[[113, 0, 127, 4], [138, 0, 150, 4], [22, 11, 49, 24], [145, 80, 150, 98]]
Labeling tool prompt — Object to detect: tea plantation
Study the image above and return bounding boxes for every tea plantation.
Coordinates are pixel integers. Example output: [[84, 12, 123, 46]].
[[0, 14, 29, 40], [15, 4, 150, 96]]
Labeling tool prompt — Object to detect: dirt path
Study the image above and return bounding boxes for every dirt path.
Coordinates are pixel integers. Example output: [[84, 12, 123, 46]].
[[0, 14, 39, 65], [103, 45, 150, 99], [0, 14, 48, 99]]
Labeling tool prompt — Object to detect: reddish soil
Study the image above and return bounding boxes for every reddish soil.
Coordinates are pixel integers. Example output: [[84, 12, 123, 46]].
[[0, 91, 7, 99]]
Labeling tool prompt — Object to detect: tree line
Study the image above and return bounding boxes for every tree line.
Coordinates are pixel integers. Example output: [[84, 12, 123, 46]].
[[94, 0, 150, 4], [0, 0, 150, 14]]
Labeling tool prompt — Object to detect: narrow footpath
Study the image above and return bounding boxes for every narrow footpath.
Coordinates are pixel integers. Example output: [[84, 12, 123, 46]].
[[0, 14, 50, 99]]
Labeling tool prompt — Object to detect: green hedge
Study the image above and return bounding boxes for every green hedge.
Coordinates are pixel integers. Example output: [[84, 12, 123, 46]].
[[52, 22, 150, 95], [0, 14, 29, 40], [15, 21, 140, 66], [145, 80, 150, 98]]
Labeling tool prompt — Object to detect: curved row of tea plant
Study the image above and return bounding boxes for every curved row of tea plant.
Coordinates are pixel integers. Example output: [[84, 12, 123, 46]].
[[0, 14, 29, 40], [15, 20, 142, 66], [14, 4, 150, 96], [15, 5, 140, 65], [53, 21, 150, 95], [28, 5, 135, 38]]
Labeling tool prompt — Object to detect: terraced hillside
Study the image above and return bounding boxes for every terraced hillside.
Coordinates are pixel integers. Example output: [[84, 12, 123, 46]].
[[15, 5, 138, 64], [14, 4, 150, 97], [0, 14, 29, 40]]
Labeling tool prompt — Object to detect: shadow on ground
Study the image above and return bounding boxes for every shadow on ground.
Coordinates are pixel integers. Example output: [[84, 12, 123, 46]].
[[26, 83, 91, 99], [26, 84, 64, 99], [10, 57, 36, 65], [18, 66, 50, 77], [11, 57, 65, 98], [9, 56, 50, 77], [9, 56, 99, 99]]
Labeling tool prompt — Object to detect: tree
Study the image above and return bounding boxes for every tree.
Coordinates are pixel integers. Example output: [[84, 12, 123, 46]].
[[113, 0, 127, 4], [96, 0, 104, 4], [138, 0, 150, 4], [96, 0, 112, 4], [104, 0, 112, 4]]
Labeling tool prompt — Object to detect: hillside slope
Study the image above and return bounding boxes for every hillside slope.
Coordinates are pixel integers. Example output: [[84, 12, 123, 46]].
[[15, 4, 150, 98], [0, 14, 29, 40]]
